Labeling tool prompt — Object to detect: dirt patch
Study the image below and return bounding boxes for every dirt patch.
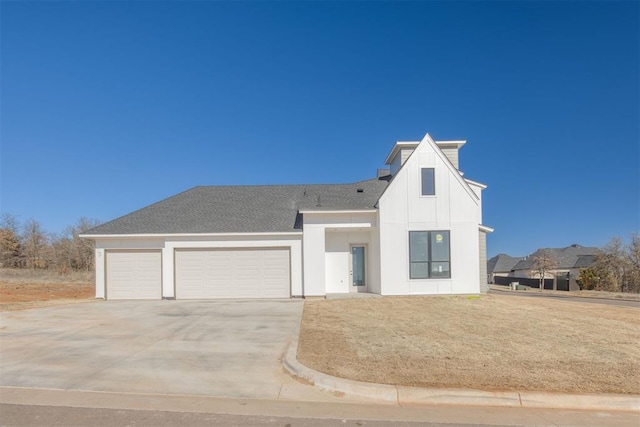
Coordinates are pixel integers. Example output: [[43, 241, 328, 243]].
[[297, 295, 640, 394], [0, 269, 94, 311]]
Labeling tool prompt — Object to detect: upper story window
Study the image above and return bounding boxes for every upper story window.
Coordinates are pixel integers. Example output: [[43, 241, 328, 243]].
[[421, 168, 435, 196]]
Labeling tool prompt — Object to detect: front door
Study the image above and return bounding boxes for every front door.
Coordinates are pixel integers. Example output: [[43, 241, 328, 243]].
[[350, 245, 367, 292]]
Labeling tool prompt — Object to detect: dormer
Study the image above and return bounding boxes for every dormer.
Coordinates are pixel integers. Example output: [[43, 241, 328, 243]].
[[384, 141, 419, 176], [384, 138, 466, 176]]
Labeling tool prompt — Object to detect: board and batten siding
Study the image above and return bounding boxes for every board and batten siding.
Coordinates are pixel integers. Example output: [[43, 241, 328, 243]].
[[378, 134, 482, 295]]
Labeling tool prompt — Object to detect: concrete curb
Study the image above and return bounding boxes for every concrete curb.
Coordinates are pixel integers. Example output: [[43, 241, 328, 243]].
[[283, 342, 640, 412]]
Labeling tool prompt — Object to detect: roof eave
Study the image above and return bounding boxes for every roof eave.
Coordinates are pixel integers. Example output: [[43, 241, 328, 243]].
[[79, 231, 304, 239], [383, 141, 420, 165], [298, 208, 377, 214], [479, 225, 494, 233]]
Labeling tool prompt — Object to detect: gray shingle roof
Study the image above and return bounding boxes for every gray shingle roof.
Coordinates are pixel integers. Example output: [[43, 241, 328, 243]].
[[487, 254, 523, 273], [85, 178, 388, 235], [511, 245, 600, 271], [573, 254, 598, 268]]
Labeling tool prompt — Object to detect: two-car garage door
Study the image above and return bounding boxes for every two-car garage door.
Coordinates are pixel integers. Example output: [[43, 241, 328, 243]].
[[105, 248, 290, 299], [175, 248, 290, 299]]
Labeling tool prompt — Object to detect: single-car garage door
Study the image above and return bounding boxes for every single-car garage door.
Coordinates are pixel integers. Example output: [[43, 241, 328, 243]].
[[175, 248, 290, 299], [106, 250, 162, 300]]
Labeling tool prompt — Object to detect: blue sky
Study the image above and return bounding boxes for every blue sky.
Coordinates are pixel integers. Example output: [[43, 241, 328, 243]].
[[1, 1, 638, 257]]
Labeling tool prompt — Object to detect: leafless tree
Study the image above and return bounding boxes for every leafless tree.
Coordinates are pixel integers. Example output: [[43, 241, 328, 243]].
[[627, 233, 640, 293], [530, 249, 557, 291], [21, 218, 48, 269], [0, 213, 23, 267], [68, 217, 100, 271], [599, 237, 630, 292]]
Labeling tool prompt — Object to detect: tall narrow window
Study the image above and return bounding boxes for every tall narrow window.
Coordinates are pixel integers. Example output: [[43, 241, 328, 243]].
[[409, 231, 429, 279], [421, 168, 435, 196], [409, 231, 451, 279], [430, 231, 450, 278]]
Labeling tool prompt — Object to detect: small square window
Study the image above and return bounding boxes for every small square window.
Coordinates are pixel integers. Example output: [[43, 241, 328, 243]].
[[421, 168, 435, 196]]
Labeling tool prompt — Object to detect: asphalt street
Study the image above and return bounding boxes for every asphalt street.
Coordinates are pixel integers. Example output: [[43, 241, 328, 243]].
[[0, 403, 500, 427]]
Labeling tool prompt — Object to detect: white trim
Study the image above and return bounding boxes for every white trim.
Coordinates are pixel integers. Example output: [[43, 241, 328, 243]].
[[383, 141, 419, 165], [80, 231, 303, 239], [423, 134, 479, 202], [479, 225, 494, 233], [464, 178, 487, 189], [325, 224, 373, 230], [377, 133, 479, 205], [299, 209, 377, 214], [435, 139, 466, 149]]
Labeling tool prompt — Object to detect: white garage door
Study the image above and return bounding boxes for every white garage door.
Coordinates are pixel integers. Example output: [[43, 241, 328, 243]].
[[106, 251, 162, 300], [175, 248, 290, 299]]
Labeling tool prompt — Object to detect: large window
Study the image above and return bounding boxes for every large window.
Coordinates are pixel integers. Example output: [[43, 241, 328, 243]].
[[409, 231, 450, 279], [421, 168, 435, 196]]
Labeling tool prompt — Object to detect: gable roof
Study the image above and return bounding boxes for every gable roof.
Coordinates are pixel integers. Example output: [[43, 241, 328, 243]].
[[487, 254, 523, 273], [377, 133, 480, 205], [83, 178, 388, 236], [511, 245, 600, 271], [420, 133, 479, 202]]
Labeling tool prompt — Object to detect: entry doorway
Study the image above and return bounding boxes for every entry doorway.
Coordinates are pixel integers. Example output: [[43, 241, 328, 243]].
[[350, 245, 367, 293]]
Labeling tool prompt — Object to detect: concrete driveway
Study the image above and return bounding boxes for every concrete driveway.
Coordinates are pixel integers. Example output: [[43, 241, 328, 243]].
[[0, 300, 304, 398]]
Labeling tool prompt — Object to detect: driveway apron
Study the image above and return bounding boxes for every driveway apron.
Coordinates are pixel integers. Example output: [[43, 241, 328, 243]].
[[0, 300, 303, 398]]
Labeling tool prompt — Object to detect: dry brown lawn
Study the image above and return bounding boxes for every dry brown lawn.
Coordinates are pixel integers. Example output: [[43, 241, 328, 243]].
[[0, 269, 95, 311], [297, 295, 640, 394]]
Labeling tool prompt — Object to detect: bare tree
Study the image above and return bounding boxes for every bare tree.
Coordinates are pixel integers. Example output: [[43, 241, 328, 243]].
[[627, 233, 640, 293], [0, 213, 23, 268], [530, 249, 557, 291], [599, 237, 630, 292], [69, 217, 100, 271], [49, 232, 73, 273], [21, 218, 48, 269]]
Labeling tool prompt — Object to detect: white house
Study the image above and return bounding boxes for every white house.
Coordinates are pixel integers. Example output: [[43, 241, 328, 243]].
[[82, 133, 492, 299]]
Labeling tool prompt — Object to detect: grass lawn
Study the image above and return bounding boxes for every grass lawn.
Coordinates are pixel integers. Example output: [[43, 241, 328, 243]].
[[297, 295, 640, 394]]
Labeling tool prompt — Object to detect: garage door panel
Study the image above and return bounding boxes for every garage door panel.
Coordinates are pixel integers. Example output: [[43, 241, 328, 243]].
[[106, 251, 161, 300], [176, 248, 290, 299]]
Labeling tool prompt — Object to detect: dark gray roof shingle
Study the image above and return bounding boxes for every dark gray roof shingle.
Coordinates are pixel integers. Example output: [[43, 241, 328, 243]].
[[487, 254, 523, 273], [511, 245, 600, 271], [85, 179, 388, 235]]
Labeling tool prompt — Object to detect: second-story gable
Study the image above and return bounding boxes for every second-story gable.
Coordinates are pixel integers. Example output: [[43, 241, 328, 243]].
[[379, 133, 480, 228], [377, 133, 488, 296]]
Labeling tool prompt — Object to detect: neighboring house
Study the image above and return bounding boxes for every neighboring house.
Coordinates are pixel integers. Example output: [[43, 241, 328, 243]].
[[490, 245, 599, 291], [487, 254, 523, 284], [81, 133, 492, 300]]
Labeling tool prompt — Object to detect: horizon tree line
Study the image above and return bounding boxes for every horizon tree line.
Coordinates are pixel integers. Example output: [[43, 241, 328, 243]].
[[0, 213, 100, 273]]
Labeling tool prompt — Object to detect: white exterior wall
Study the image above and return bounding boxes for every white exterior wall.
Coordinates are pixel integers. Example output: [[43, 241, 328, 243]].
[[379, 134, 482, 295], [94, 234, 302, 299], [94, 238, 164, 299], [325, 230, 377, 293], [440, 147, 459, 169], [303, 212, 378, 296], [466, 181, 484, 224]]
